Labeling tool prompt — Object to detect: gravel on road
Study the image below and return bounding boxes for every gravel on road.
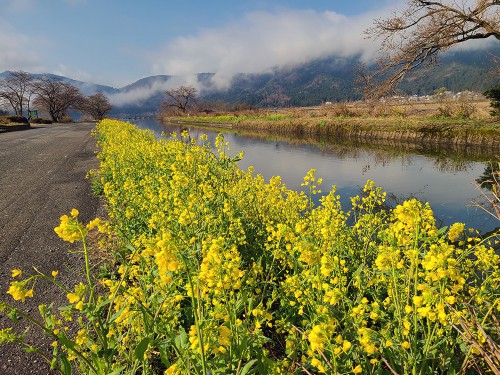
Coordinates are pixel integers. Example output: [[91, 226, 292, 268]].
[[0, 123, 101, 374]]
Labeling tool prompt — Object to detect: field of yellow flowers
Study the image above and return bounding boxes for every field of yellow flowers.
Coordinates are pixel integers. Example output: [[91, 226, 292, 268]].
[[2, 119, 500, 374]]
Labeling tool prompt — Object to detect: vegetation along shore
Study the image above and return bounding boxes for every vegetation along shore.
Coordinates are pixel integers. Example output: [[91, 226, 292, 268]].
[[161, 99, 500, 148]]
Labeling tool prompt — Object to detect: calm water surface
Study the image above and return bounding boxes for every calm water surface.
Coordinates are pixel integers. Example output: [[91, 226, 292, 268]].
[[131, 118, 499, 234]]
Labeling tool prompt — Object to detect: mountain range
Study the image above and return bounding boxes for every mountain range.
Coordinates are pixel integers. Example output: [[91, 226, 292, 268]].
[[1, 46, 499, 116]]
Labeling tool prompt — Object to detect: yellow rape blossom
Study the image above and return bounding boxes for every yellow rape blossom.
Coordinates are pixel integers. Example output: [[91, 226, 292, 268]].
[[311, 357, 327, 372], [11, 269, 22, 278], [54, 210, 86, 243], [448, 222, 465, 242], [75, 300, 84, 311], [342, 340, 352, 352], [352, 365, 363, 374], [67, 292, 80, 304], [7, 282, 34, 302]]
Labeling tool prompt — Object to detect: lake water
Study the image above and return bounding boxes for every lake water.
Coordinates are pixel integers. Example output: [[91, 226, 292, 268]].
[[129, 118, 499, 234]]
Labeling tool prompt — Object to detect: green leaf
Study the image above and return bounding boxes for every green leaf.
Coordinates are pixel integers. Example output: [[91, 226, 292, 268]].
[[60, 353, 72, 375], [95, 297, 113, 311], [436, 226, 448, 236], [108, 366, 126, 375], [109, 305, 127, 323], [158, 339, 172, 366], [175, 330, 188, 349], [58, 333, 76, 351], [239, 359, 257, 375], [134, 337, 150, 360], [7, 309, 20, 323]]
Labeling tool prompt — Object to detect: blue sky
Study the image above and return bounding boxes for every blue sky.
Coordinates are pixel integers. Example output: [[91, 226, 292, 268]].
[[2, 0, 495, 104], [1, 0, 403, 88]]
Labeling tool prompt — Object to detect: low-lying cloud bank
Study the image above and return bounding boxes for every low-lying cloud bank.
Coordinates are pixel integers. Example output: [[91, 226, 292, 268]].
[[150, 7, 386, 90], [108, 75, 204, 107]]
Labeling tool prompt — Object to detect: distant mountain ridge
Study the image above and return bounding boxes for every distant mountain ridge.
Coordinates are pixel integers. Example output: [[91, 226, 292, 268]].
[[1, 46, 498, 116]]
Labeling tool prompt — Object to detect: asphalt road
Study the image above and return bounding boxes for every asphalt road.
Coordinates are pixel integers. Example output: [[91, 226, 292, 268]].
[[0, 123, 100, 374]]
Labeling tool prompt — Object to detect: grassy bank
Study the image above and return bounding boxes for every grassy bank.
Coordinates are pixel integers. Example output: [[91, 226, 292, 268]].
[[162, 101, 500, 148]]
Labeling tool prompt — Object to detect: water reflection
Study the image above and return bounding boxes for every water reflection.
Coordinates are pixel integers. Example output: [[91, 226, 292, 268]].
[[128, 118, 499, 234], [473, 162, 500, 223]]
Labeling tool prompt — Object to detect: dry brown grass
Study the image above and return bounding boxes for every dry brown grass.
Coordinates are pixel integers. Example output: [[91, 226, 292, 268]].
[[163, 98, 494, 123], [294, 99, 492, 119]]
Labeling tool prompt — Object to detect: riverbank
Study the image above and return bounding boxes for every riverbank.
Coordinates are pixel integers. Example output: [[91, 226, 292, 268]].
[[0, 124, 30, 132], [161, 101, 500, 148]]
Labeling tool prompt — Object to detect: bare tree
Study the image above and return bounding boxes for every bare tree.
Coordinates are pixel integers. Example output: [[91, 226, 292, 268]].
[[83, 92, 112, 120], [0, 70, 34, 116], [361, 0, 500, 98], [32, 75, 85, 122], [162, 86, 198, 113]]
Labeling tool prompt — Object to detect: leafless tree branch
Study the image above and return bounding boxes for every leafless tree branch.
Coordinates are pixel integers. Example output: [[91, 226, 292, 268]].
[[0, 71, 34, 116], [162, 86, 198, 114], [32, 75, 85, 122], [361, 0, 500, 99]]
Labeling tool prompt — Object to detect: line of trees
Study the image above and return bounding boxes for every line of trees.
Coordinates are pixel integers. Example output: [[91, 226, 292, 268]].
[[0, 71, 112, 122]]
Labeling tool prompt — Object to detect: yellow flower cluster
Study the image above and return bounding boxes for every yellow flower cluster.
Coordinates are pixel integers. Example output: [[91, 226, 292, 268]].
[[7, 281, 34, 302], [54, 208, 85, 243], [198, 237, 245, 298], [11, 119, 494, 374]]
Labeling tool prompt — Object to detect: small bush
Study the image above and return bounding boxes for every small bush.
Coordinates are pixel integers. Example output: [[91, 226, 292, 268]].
[[436, 102, 455, 118], [368, 102, 390, 117], [0, 115, 29, 124], [391, 105, 408, 118], [435, 101, 477, 119], [60, 115, 73, 123], [455, 101, 477, 119], [331, 102, 357, 117]]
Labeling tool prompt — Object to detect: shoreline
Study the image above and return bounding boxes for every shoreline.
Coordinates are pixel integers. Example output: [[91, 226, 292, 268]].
[[163, 116, 500, 149]]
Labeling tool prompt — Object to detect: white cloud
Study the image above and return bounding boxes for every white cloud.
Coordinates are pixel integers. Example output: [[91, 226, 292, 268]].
[[448, 36, 498, 52], [108, 74, 209, 107], [151, 7, 387, 89], [109, 78, 171, 107], [0, 20, 42, 72]]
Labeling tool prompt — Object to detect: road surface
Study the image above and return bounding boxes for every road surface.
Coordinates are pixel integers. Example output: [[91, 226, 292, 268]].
[[0, 123, 100, 374]]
